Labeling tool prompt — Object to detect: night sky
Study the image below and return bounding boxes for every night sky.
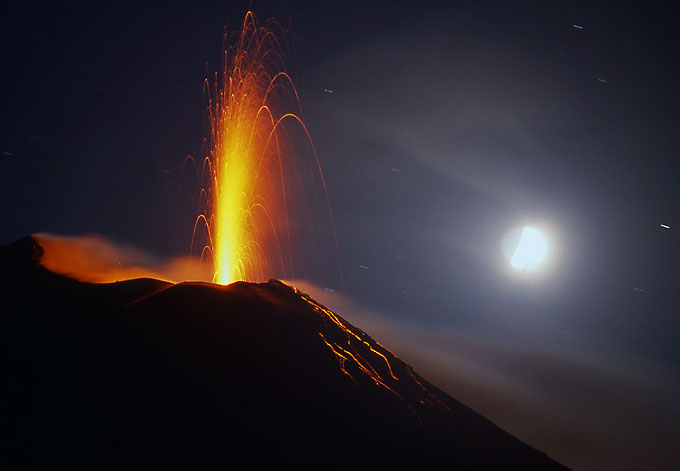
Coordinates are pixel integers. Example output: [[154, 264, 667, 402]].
[[2, 2, 679, 470]]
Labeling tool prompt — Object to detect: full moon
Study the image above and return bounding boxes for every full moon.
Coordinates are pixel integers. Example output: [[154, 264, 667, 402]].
[[503, 226, 548, 271]]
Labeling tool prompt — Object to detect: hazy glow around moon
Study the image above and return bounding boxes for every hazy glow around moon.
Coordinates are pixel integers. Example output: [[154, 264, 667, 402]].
[[510, 227, 547, 270]]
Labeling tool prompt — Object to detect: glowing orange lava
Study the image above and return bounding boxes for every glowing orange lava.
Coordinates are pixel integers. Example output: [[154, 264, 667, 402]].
[[189, 12, 338, 286], [289, 284, 450, 422]]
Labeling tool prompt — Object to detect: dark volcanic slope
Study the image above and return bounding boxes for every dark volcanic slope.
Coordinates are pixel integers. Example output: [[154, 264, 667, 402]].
[[2, 237, 568, 470]]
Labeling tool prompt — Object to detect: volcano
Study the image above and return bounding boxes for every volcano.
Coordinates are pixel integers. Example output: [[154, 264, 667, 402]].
[[3, 237, 568, 469]]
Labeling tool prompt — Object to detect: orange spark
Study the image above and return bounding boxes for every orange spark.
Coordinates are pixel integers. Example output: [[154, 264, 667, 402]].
[[190, 12, 340, 286]]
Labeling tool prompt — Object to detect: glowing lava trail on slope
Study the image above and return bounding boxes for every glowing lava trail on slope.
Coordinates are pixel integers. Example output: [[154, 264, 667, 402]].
[[189, 12, 339, 285]]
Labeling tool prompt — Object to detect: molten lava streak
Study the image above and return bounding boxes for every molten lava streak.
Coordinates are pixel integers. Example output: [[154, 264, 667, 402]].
[[190, 12, 338, 285], [289, 284, 451, 422]]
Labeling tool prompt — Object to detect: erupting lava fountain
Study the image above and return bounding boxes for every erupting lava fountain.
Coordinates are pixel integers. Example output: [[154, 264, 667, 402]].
[[189, 12, 339, 285]]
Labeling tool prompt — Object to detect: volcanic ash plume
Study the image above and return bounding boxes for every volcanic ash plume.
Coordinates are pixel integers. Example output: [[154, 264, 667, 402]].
[[34, 233, 212, 283]]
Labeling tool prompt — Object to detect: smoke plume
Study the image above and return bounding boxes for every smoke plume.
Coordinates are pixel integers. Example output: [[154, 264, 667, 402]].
[[34, 233, 212, 283]]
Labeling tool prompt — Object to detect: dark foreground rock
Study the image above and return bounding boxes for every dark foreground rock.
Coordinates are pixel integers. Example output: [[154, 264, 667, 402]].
[[2, 237, 569, 470]]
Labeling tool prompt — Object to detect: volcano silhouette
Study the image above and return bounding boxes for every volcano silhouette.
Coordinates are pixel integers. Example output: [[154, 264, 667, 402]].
[[3, 237, 568, 470]]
